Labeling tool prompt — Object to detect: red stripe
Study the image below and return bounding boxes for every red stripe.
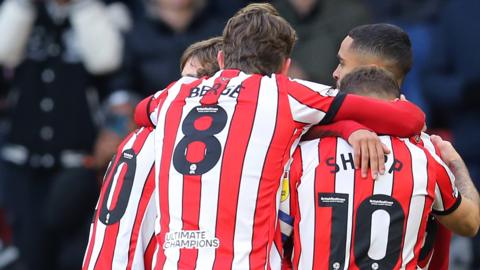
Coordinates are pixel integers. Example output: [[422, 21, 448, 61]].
[[290, 148, 303, 269], [144, 236, 156, 270], [390, 138, 414, 269], [429, 223, 451, 269], [155, 79, 203, 269], [211, 74, 261, 270], [176, 71, 237, 268], [83, 132, 136, 269], [433, 157, 458, 210], [126, 164, 156, 270], [94, 129, 151, 269], [311, 138, 337, 269], [249, 79, 298, 270], [108, 166, 128, 210]]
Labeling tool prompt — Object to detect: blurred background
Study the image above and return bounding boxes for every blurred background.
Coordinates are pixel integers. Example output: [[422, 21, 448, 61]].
[[0, 0, 478, 269]]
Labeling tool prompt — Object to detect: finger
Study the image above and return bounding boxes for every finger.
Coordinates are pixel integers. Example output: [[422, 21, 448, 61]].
[[352, 140, 360, 170], [400, 94, 407, 101], [368, 139, 379, 179], [382, 143, 390, 154], [376, 142, 386, 175], [361, 141, 369, 178]]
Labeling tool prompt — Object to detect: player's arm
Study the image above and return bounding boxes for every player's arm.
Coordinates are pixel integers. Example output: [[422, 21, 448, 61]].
[[134, 94, 157, 127], [327, 93, 425, 137], [286, 78, 424, 135], [430, 135, 480, 237]]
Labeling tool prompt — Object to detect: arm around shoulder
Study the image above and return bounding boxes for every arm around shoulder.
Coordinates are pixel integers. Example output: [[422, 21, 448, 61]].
[[333, 95, 425, 137]]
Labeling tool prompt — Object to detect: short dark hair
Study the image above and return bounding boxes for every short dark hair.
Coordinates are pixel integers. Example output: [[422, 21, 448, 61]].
[[222, 3, 297, 74], [180, 36, 222, 77], [339, 66, 401, 100], [348, 23, 412, 83]]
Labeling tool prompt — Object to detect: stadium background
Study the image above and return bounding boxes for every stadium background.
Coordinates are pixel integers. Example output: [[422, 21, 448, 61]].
[[0, 0, 478, 269]]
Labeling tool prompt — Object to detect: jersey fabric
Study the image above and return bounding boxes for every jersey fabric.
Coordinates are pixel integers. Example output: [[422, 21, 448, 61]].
[[141, 68, 425, 270], [151, 69, 344, 270], [416, 133, 454, 270], [83, 127, 157, 270], [284, 136, 460, 270]]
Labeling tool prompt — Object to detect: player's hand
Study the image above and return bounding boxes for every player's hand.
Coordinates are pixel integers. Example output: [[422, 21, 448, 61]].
[[348, 130, 390, 179], [430, 135, 462, 168]]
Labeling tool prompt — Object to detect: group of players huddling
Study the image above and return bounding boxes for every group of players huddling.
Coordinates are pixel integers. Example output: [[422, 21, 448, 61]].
[[82, 3, 480, 270]]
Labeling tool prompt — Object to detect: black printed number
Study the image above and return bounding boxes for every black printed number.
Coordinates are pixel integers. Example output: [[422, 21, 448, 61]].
[[319, 193, 405, 270], [99, 149, 136, 225], [173, 105, 227, 175]]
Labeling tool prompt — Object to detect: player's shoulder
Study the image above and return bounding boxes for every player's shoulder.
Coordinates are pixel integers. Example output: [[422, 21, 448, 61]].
[[298, 136, 349, 152], [282, 76, 337, 96], [412, 133, 444, 162]]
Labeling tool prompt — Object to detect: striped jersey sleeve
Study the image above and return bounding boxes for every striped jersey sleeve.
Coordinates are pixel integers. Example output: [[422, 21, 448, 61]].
[[134, 77, 198, 128], [418, 133, 461, 214], [283, 77, 342, 125], [82, 127, 157, 270]]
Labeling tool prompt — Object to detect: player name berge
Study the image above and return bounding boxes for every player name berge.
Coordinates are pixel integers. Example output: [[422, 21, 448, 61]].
[[164, 230, 220, 249]]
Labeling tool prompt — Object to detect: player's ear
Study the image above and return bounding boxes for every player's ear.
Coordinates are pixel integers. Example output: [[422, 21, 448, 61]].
[[217, 50, 225, 69], [279, 58, 291, 76]]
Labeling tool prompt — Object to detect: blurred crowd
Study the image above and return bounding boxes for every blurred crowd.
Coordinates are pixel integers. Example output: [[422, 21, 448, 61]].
[[0, 0, 477, 269]]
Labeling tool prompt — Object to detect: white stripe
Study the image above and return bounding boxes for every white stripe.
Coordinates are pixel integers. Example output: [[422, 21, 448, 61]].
[[373, 136, 394, 196], [334, 139, 355, 270], [152, 237, 159, 269], [269, 241, 282, 270], [369, 136, 395, 261], [420, 133, 435, 155], [231, 75, 279, 269], [291, 78, 334, 95], [88, 223, 107, 270], [433, 183, 445, 211], [297, 139, 321, 270], [196, 72, 250, 269], [402, 139, 429, 268], [131, 196, 156, 270]]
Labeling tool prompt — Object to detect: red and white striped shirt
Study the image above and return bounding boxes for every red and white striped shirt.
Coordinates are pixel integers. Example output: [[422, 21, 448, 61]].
[[285, 136, 460, 270], [83, 127, 157, 270], [137, 69, 424, 269], [151, 69, 343, 270]]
